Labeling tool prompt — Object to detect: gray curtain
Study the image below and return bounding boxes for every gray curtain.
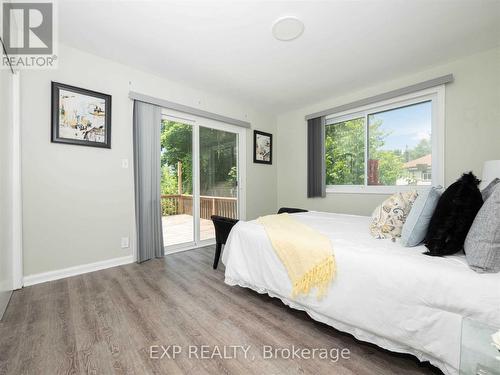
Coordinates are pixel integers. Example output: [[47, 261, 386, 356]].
[[307, 117, 326, 198], [133, 100, 164, 263]]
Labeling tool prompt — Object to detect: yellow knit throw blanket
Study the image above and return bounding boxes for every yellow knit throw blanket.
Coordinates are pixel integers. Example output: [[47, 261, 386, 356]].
[[257, 213, 335, 299]]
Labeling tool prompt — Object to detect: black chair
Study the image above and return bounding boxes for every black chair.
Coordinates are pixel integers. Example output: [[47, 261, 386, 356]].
[[211, 215, 239, 269], [277, 207, 309, 214]]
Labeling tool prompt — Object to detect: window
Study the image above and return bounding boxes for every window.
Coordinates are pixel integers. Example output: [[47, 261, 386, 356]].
[[325, 117, 365, 185], [325, 87, 443, 193], [422, 172, 432, 181]]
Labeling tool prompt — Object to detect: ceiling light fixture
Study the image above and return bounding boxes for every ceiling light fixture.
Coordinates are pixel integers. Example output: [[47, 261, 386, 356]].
[[272, 16, 304, 41]]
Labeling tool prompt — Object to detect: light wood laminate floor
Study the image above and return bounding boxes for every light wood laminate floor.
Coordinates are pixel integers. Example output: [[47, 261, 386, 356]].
[[0, 246, 440, 375]]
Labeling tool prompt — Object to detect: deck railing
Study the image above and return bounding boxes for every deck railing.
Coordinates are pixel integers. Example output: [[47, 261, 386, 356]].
[[161, 194, 237, 219]]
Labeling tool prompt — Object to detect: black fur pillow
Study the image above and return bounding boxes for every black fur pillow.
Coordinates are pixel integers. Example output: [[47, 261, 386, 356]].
[[424, 172, 483, 256]]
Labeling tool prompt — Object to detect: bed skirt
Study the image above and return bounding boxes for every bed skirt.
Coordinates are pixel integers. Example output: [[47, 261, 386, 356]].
[[224, 276, 454, 375]]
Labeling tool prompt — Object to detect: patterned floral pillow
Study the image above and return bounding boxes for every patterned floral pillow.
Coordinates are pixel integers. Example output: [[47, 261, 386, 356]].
[[370, 191, 418, 239]]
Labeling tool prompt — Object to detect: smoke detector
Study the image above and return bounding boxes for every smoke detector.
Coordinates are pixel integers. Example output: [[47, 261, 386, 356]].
[[272, 16, 304, 41]]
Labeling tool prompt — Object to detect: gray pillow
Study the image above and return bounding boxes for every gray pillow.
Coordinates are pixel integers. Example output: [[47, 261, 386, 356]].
[[481, 178, 500, 201], [464, 184, 500, 273], [401, 186, 442, 247]]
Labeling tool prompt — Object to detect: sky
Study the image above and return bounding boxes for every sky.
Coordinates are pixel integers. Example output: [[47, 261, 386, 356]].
[[369, 101, 432, 152]]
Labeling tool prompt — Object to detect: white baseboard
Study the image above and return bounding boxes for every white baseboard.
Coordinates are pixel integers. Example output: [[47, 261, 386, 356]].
[[23, 255, 135, 287]]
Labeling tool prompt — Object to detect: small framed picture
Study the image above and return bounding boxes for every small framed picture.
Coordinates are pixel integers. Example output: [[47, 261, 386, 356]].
[[253, 130, 272, 165], [51, 82, 112, 148]]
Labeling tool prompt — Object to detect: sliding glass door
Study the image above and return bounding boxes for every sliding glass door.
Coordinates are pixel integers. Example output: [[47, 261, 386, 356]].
[[199, 127, 238, 242], [160, 110, 244, 252]]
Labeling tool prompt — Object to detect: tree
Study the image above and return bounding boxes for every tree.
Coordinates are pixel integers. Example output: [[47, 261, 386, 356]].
[[161, 121, 193, 195], [160, 120, 237, 197], [325, 118, 365, 185], [408, 138, 431, 160], [368, 122, 404, 185], [160, 165, 178, 195], [375, 151, 404, 185]]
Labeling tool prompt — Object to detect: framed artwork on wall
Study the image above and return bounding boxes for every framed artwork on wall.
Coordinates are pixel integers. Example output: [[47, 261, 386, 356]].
[[51, 82, 112, 148], [253, 130, 272, 165]]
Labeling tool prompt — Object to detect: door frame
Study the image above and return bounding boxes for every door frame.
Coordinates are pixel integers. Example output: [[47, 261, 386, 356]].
[[12, 72, 23, 289], [161, 108, 246, 253]]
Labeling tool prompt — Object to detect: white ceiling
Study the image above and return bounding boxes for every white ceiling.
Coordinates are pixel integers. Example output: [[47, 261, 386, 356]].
[[59, 0, 500, 113]]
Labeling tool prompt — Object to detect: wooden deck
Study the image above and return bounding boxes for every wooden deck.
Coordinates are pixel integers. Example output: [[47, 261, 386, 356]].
[[162, 195, 237, 220], [162, 214, 215, 248]]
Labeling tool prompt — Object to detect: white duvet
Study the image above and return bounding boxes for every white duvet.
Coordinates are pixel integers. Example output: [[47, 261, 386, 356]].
[[222, 211, 500, 375]]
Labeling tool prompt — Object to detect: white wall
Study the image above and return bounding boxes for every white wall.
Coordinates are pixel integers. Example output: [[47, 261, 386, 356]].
[[0, 69, 14, 317], [276, 47, 500, 216], [20, 44, 277, 277]]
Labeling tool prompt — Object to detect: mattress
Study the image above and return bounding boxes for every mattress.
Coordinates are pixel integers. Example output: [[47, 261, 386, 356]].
[[222, 211, 500, 375]]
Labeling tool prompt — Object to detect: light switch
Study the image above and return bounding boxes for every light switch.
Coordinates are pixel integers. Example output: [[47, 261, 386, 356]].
[[121, 159, 129, 169], [121, 237, 129, 248]]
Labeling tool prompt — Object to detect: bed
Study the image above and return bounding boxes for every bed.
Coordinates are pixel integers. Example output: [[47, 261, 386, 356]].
[[222, 211, 500, 375]]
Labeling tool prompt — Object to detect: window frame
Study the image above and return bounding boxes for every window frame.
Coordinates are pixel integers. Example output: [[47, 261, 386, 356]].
[[325, 85, 445, 194]]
